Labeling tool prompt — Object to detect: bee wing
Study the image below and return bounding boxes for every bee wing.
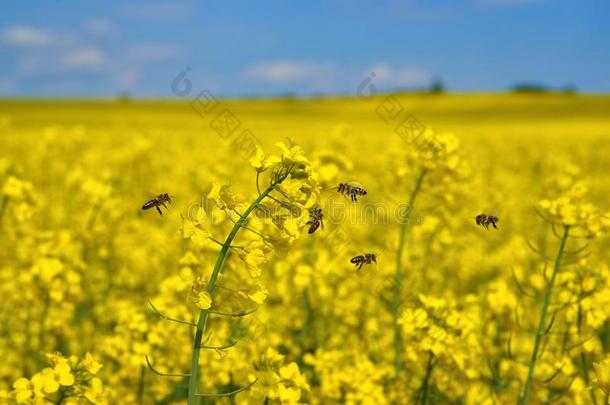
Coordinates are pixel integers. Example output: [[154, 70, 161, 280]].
[[346, 180, 365, 188]]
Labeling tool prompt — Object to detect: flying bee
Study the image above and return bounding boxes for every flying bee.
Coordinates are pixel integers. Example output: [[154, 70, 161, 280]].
[[142, 193, 172, 216], [306, 207, 324, 234], [336, 183, 367, 202], [476, 214, 499, 230], [351, 253, 377, 271]]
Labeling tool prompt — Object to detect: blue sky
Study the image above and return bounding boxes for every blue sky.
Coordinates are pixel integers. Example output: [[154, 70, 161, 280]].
[[0, 0, 608, 96]]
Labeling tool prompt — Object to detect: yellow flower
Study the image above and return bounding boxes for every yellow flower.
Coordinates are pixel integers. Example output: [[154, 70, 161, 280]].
[[275, 141, 309, 165], [248, 283, 269, 304], [593, 358, 610, 395], [33, 368, 60, 394], [179, 251, 200, 266], [181, 208, 211, 247], [2, 176, 34, 200], [250, 146, 266, 171], [12, 378, 33, 404], [399, 308, 429, 334], [261, 347, 285, 367], [188, 277, 213, 309], [193, 290, 212, 310], [84, 378, 107, 404], [279, 362, 310, 391], [278, 384, 301, 403], [239, 245, 267, 279], [54, 362, 75, 386], [250, 146, 281, 172], [83, 352, 103, 375], [208, 183, 244, 210]]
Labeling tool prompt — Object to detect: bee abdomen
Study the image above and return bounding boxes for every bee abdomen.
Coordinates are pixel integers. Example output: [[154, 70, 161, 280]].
[[308, 222, 320, 234], [142, 200, 156, 210]]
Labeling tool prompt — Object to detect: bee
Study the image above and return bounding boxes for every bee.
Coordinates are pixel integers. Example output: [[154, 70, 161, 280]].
[[350, 253, 377, 271], [476, 214, 499, 230], [306, 207, 324, 234], [336, 183, 367, 202], [142, 193, 172, 216]]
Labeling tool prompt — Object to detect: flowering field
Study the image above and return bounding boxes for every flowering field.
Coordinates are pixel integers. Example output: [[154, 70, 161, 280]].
[[1, 93, 609, 404]]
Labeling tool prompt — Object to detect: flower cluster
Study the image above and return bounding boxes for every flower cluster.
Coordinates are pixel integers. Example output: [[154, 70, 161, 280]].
[[539, 183, 610, 236], [11, 353, 106, 404]]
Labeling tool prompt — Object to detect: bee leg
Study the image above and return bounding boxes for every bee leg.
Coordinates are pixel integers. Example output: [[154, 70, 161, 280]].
[[358, 262, 364, 271], [161, 202, 168, 209], [156, 206, 163, 216]]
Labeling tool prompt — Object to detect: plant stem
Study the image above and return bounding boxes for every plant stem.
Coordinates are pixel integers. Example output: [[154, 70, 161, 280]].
[[137, 365, 146, 405], [520, 225, 570, 405], [0, 195, 8, 227], [393, 169, 427, 376], [187, 184, 276, 405], [577, 304, 598, 405], [419, 352, 435, 405]]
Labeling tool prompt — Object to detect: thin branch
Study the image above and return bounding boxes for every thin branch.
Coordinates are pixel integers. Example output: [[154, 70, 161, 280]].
[[511, 267, 536, 298], [195, 378, 258, 397], [566, 334, 597, 351], [564, 244, 590, 256], [208, 308, 257, 318], [551, 222, 562, 239], [533, 208, 553, 225], [255, 172, 262, 196], [199, 341, 237, 350], [145, 356, 191, 378], [541, 363, 564, 384], [547, 378, 575, 402], [544, 310, 558, 336], [208, 237, 245, 250], [149, 301, 196, 327], [525, 238, 555, 263], [226, 212, 267, 239], [514, 305, 522, 330]]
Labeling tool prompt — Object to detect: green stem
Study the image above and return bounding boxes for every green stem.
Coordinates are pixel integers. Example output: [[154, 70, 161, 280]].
[[187, 184, 276, 405], [0, 195, 8, 227], [520, 225, 570, 405], [577, 305, 598, 405], [419, 352, 435, 405], [393, 169, 427, 376], [137, 365, 146, 405]]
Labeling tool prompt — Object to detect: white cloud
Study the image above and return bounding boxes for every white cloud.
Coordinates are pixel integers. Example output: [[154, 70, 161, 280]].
[[369, 63, 433, 88], [60, 47, 106, 71], [242, 60, 339, 84], [13, 46, 107, 75], [112, 69, 140, 88], [85, 18, 114, 36], [1, 25, 54, 47]]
